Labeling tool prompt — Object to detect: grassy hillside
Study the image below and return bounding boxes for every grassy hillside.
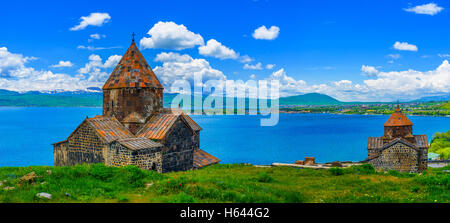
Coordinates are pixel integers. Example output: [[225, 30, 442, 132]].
[[279, 93, 342, 105], [0, 163, 448, 203]]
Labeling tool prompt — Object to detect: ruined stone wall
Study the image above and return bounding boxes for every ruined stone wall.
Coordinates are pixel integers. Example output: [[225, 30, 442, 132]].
[[103, 87, 163, 122], [54, 122, 106, 166], [106, 143, 163, 172], [369, 142, 419, 172], [161, 119, 194, 172]]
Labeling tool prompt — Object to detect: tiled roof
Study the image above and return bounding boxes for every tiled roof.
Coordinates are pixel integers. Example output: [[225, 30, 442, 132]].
[[102, 41, 163, 90], [384, 105, 413, 127], [164, 108, 202, 131], [193, 149, 220, 168], [136, 109, 201, 140], [368, 135, 428, 150], [367, 137, 383, 149], [86, 115, 134, 143], [116, 137, 163, 150], [414, 135, 429, 148]]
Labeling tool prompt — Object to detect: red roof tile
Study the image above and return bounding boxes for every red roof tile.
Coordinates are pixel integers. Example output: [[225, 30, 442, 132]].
[[384, 105, 413, 127], [86, 115, 135, 143], [116, 137, 163, 150], [193, 149, 220, 168], [102, 40, 163, 90], [136, 108, 201, 140]]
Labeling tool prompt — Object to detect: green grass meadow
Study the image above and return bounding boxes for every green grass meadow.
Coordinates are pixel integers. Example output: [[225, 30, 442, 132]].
[[0, 163, 448, 203]]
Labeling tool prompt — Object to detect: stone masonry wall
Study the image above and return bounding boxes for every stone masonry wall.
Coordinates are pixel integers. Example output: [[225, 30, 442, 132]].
[[106, 142, 163, 172], [103, 87, 163, 122], [369, 142, 419, 172], [193, 131, 200, 149], [161, 118, 194, 172], [54, 142, 68, 166], [418, 148, 428, 172], [54, 122, 106, 166], [106, 143, 133, 167], [131, 148, 162, 172]]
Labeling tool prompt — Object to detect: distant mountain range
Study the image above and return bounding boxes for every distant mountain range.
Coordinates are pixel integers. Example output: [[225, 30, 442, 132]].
[[0, 89, 447, 107], [410, 94, 450, 102]]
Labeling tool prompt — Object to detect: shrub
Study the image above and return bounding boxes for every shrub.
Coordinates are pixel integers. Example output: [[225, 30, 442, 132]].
[[387, 170, 401, 177], [329, 167, 344, 176], [90, 163, 114, 181], [168, 192, 196, 203], [117, 195, 129, 203], [121, 165, 147, 187], [410, 186, 420, 193], [350, 164, 376, 174], [256, 172, 274, 183]]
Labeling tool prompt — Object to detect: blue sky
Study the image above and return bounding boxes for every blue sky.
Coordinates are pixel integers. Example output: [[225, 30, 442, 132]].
[[0, 0, 449, 101]]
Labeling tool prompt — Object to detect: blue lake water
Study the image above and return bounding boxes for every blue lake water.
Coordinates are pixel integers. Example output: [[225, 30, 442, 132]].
[[0, 107, 449, 166]]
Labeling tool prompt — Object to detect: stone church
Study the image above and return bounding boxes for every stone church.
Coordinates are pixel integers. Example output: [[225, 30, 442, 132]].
[[53, 39, 219, 172], [365, 105, 428, 172]]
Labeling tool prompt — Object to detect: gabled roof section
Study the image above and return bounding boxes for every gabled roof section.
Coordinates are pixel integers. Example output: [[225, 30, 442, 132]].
[[164, 108, 202, 131], [367, 137, 383, 150], [193, 149, 220, 168], [102, 40, 163, 90], [116, 137, 163, 150], [414, 135, 429, 148], [384, 105, 413, 127], [381, 138, 418, 151], [86, 115, 135, 144], [136, 108, 201, 140]]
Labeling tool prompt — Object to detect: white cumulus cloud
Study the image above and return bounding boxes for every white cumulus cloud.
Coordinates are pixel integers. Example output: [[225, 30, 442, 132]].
[[50, 61, 74, 68], [140, 21, 204, 50], [70, 13, 111, 31], [153, 54, 226, 89], [404, 3, 444, 15], [252, 25, 280, 40], [361, 65, 379, 76], [243, 62, 263, 70], [265, 64, 275, 69], [154, 52, 193, 63], [78, 54, 121, 81], [0, 47, 36, 74], [198, 39, 239, 60], [0, 47, 115, 92], [393, 41, 418, 51]]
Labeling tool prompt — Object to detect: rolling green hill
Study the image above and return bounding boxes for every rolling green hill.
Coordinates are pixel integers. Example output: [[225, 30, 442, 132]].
[[0, 90, 343, 107], [279, 93, 342, 105]]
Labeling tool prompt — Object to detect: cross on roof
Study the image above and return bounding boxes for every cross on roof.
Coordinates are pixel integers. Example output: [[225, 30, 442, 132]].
[[132, 32, 136, 42]]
